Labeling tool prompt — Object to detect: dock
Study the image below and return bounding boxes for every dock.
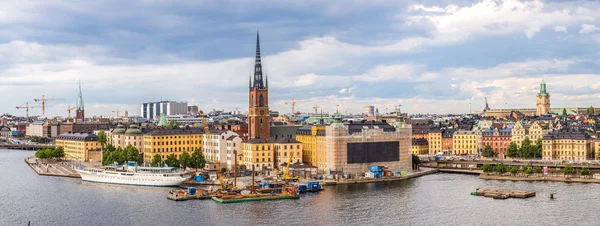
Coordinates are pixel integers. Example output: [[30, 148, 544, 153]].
[[471, 189, 536, 199], [211, 194, 300, 203]]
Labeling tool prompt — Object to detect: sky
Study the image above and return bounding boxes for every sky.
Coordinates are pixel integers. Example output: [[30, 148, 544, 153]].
[[1, 0, 600, 117]]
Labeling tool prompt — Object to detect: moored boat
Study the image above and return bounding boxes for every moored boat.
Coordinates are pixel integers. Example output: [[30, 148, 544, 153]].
[[76, 161, 189, 187]]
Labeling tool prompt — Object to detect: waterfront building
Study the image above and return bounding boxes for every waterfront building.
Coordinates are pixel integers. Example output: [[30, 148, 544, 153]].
[[55, 132, 101, 162], [0, 126, 11, 137], [76, 79, 85, 122], [442, 129, 455, 153], [296, 124, 326, 166], [110, 124, 126, 148], [412, 138, 429, 155], [481, 128, 512, 158], [26, 121, 46, 137], [536, 80, 550, 116], [141, 128, 204, 163], [274, 137, 302, 169], [542, 128, 593, 161], [140, 101, 188, 120], [428, 128, 442, 155], [452, 130, 479, 155], [512, 121, 551, 148], [324, 115, 412, 174], [203, 130, 241, 169], [124, 124, 144, 152], [226, 135, 244, 169], [242, 138, 274, 170]]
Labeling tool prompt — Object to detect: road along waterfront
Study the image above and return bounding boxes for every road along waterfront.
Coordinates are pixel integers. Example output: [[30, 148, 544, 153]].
[[3, 149, 600, 225]]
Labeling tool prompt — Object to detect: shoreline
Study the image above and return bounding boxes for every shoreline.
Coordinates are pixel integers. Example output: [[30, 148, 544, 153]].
[[24, 158, 81, 178], [479, 173, 600, 184], [321, 168, 439, 186]]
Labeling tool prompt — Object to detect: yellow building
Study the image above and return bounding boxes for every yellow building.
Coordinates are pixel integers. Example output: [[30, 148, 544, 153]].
[[452, 130, 479, 155], [142, 128, 204, 163], [428, 129, 442, 155], [315, 134, 327, 171], [55, 132, 102, 161], [512, 121, 551, 147], [274, 137, 303, 169], [595, 138, 600, 159], [542, 129, 593, 161], [295, 125, 326, 166], [242, 138, 275, 170], [412, 138, 429, 155]]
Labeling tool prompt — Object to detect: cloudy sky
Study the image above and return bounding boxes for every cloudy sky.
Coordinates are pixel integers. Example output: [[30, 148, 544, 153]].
[[1, 0, 599, 117]]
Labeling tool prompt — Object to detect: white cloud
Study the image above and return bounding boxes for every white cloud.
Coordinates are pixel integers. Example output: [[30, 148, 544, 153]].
[[554, 25, 568, 33], [580, 24, 598, 34], [353, 64, 424, 82]]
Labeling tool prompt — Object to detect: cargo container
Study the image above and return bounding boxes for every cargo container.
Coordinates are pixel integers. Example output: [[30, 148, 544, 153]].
[[298, 184, 308, 192], [187, 187, 196, 195], [194, 175, 204, 182], [370, 165, 383, 172]]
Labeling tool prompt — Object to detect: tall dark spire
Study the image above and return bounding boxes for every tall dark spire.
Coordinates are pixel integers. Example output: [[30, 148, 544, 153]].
[[265, 73, 268, 88], [253, 31, 264, 89]]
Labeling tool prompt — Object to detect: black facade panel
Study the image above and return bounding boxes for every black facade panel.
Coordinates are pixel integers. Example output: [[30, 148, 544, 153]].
[[347, 141, 399, 163]]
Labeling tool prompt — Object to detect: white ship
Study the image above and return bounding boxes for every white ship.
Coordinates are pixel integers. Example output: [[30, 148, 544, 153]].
[[76, 161, 189, 187]]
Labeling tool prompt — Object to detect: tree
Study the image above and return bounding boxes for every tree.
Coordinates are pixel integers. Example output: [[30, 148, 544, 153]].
[[164, 153, 179, 168], [549, 168, 556, 177], [35, 148, 50, 159], [520, 137, 532, 159], [190, 148, 206, 171], [481, 163, 493, 173], [581, 167, 590, 178], [482, 145, 495, 158], [524, 167, 533, 175], [53, 146, 65, 159], [506, 142, 519, 158], [151, 154, 163, 167], [97, 130, 107, 149], [166, 121, 180, 129], [588, 106, 595, 115], [124, 145, 142, 164], [533, 166, 542, 175], [562, 108, 567, 117], [533, 138, 542, 159], [412, 154, 421, 170], [179, 152, 191, 169], [509, 166, 518, 176], [494, 163, 507, 174], [564, 164, 574, 177]]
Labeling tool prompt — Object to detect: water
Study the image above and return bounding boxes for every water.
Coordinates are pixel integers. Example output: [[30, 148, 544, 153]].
[[2, 149, 599, 226]]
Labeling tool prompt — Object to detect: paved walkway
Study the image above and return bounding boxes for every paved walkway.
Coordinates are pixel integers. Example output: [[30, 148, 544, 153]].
[[25, 158, 81, 178]]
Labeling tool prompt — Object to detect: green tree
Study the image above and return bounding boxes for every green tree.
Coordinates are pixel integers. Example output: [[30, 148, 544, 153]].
[[520, 137, 532, 159], [588, 106, 595, 115], [190, 148, 206, 171], [482, 145, 495, 158], [562, 108, 567, 117], [494, 163, 507, 174], [506, 142, 519, 158], [581, 167, 590, 178], [533, 166, 543, 175], [150, 154, 163, 167], [124, 145, 142, 164], [166, 121, 180, 129], [164, 153, 179, 168], [524, 167, 533, 175], [179, 152, 191, 169], [564, 164, 574, 177], [412, 154, 421, 170], [53, 146, 65, 159], [509, 166, 518, 176], [481, 163, 493, 173], [97, 130, 107, 149], [35, 148, 50, 159], [533, 138, 542, 159], [549, 168, 556, 177]]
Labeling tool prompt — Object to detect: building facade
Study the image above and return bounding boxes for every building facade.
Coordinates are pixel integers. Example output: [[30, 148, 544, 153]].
[[142, 128, 204, 163], [55, 132, 101, 162], [482, 128, 512, 158], [536, 80, 550, 116], [141, 101, 188, 120], [428, 129, 442, 155], [247, 32, 270, 141], [203, 130, 241, 169], [542, 128, 593, 161], [412, 138, 429, 155], [452, 130, 479, 155], [442, 129, 455, 152], [274, 137, 303, 169], [242, 138, 275, 170], [296, 124, 326, 166]]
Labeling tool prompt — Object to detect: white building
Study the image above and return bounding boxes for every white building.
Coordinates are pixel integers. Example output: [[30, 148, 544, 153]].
[[140, 101, 188, 120], [166, 114, 207, 126], [203, 131, 242, 170], [26, 121, 45, 137]]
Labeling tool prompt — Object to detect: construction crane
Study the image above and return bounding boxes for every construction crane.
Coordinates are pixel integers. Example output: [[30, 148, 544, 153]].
[[16, 102, 42, 120], [312, 105, 322, 114], [112, 109, 121, 117], [67, 105, 76, 118], [282, 152, 299, 182], [284, 98, 312, 115], [200, 110, 227, 190], [34, 95, 64, 118]]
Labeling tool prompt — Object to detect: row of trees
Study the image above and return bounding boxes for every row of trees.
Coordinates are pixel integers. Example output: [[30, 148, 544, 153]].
[[101, 144, 143, 166], [506, 137, 542, 159], [150, 148, 206, 170], [481, 163, 592, 178], [26, 135, 51, 144], [35, 146, 65, 159]]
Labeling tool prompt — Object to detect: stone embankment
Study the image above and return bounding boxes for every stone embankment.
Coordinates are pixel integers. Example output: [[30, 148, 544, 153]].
[[25, 157, 81, 178], [479, 173, 600, 184], [321, 168, 439, 186]]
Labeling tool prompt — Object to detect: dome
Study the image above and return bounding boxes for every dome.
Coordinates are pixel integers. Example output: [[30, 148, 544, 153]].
[[125, 124, 143, 136], [112, 124, 126, 135]]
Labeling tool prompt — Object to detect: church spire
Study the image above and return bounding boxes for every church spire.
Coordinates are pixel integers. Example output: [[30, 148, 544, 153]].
[[76, 78, 84, 111], [265, 73, 268, 88], [253, 30, 264, 89]]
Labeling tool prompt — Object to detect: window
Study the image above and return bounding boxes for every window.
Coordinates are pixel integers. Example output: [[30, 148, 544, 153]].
[[259, 94, 264, 106]]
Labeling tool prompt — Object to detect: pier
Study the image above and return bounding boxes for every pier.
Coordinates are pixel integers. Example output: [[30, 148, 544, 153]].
[[24, 157, 81, 178], [471, 189, 536, 200]]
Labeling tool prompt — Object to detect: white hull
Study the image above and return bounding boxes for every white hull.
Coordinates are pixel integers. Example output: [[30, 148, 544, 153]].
[[76, 169, 188, 187]]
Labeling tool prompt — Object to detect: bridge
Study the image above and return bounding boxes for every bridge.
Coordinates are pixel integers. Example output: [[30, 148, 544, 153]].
[[423, 160, 600, 171], [0, 143, 55, 151]]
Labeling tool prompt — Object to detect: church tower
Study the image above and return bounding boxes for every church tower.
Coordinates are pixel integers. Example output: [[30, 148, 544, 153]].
[[536, 80, 550, 116], [248, 31, 270, 140], [76, 78, 85, 121]]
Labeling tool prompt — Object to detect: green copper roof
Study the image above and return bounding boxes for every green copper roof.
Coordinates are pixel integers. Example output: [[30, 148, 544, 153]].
[[125, 124, 143, 135], [157, 113, 168, 127], [112, 124, 126, 135], [76, 78, 84, 110], [538, 79, 549, 97]]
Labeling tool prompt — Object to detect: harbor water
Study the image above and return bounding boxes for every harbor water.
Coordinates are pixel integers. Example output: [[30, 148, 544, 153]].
[[2, 149, 599, 225]]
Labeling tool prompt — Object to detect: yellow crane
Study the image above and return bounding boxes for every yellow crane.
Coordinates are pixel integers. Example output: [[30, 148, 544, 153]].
[[67, 105, 76, 118], [200, 110, 227, 190], [34, 95, 64, 117], [284, 98, 312, 115], [282, 152, 299, 182], [16, 102, 42, 120]]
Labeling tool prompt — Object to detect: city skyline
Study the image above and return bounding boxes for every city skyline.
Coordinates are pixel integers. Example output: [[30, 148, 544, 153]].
[[1, 0, 600, 117]]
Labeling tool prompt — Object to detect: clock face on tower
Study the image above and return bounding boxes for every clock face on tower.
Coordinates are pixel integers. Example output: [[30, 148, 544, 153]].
[[260, 110, 265, 115]]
